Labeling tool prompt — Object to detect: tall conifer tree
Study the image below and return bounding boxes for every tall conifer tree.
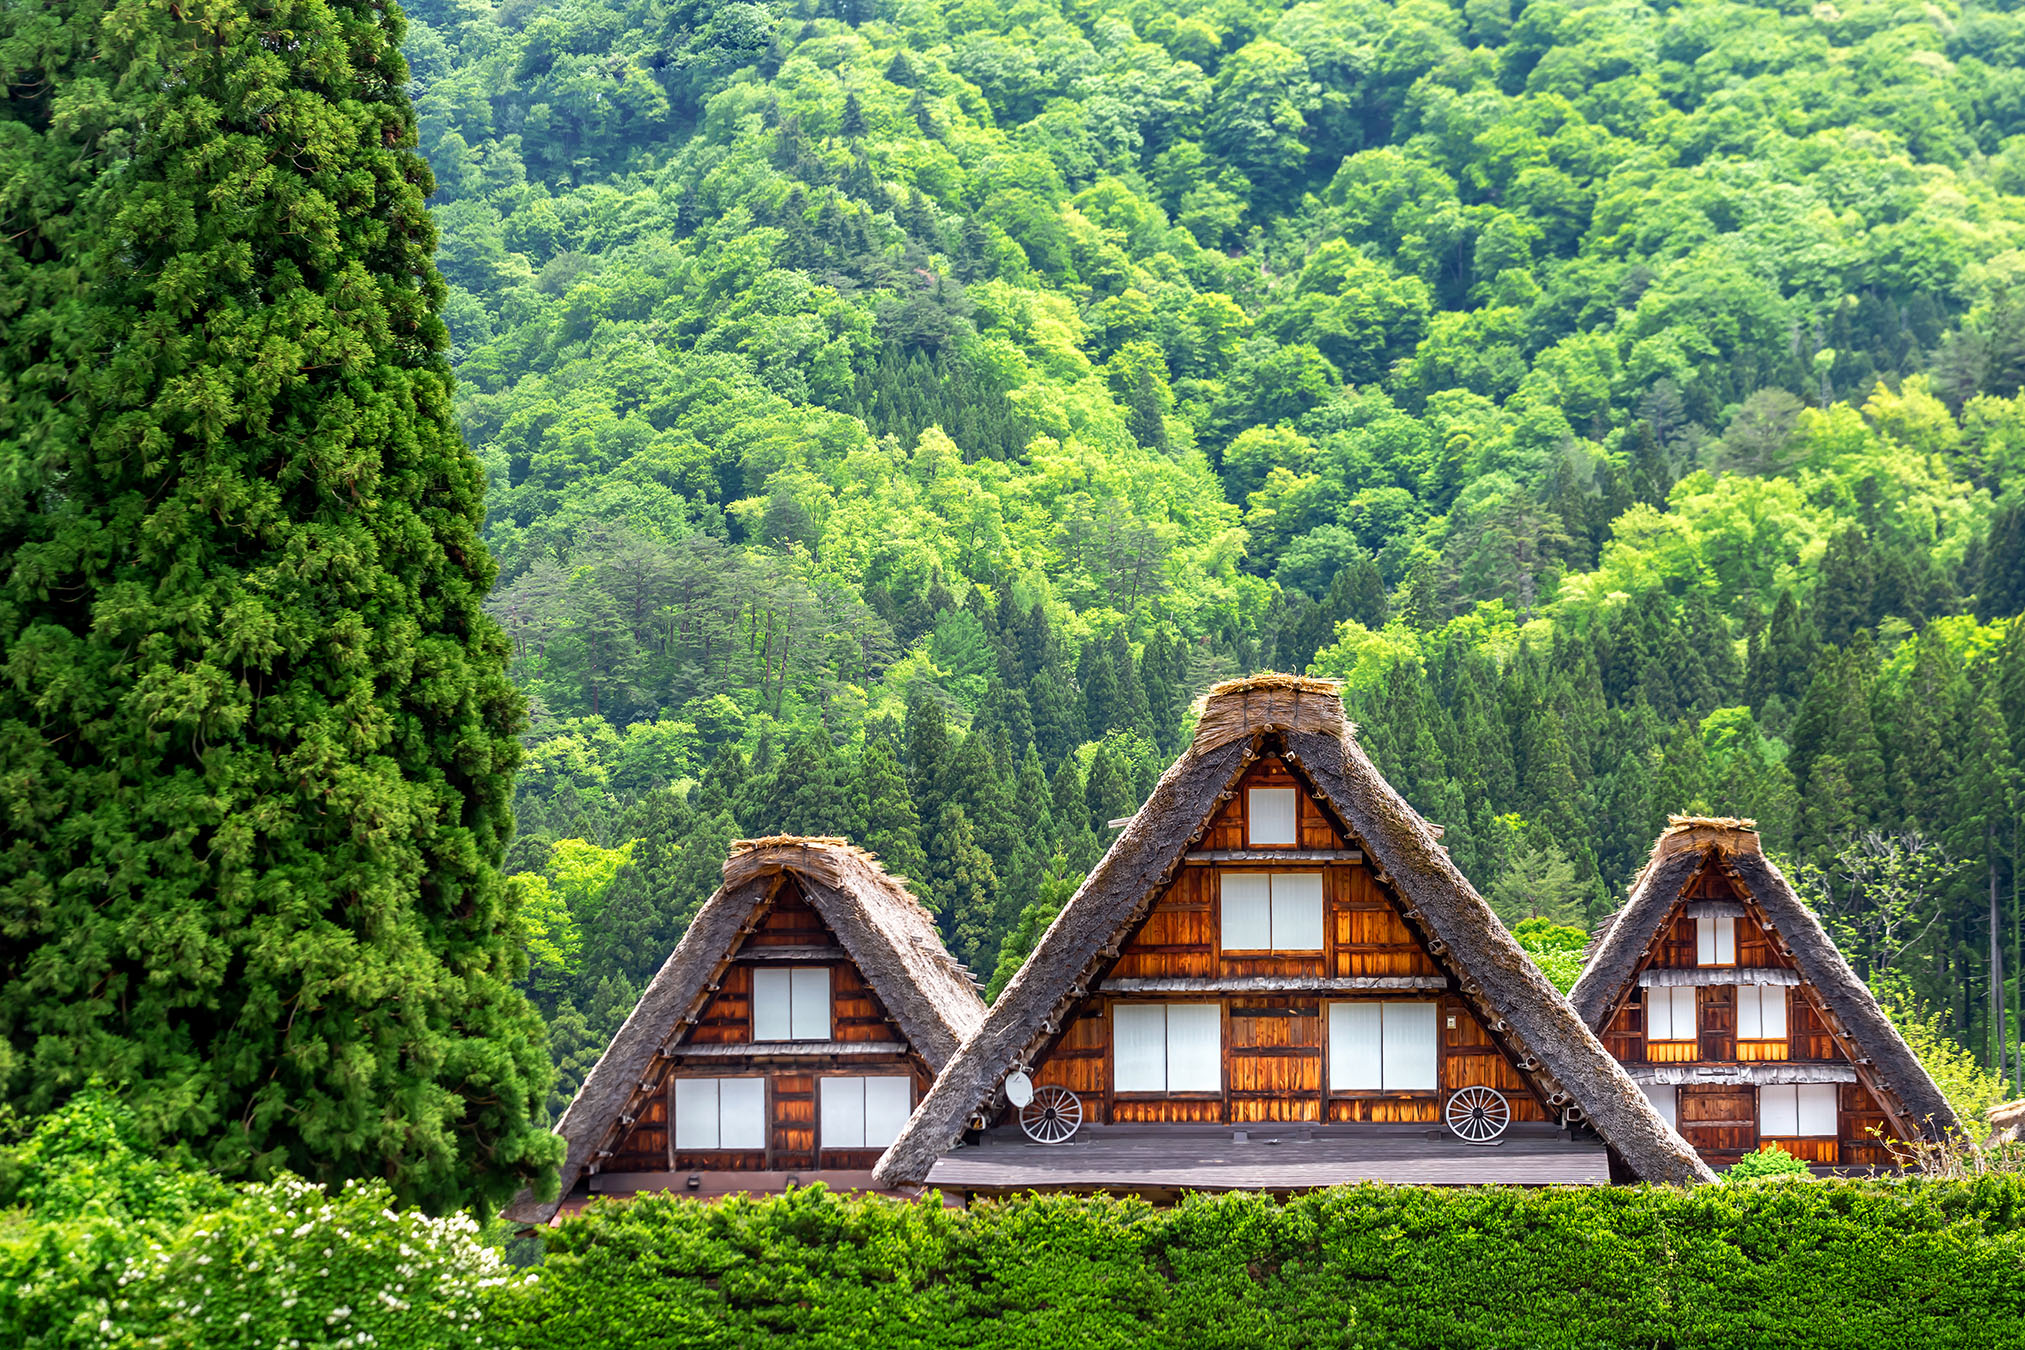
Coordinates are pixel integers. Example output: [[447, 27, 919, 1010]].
[[0, 0, 555, 1209]]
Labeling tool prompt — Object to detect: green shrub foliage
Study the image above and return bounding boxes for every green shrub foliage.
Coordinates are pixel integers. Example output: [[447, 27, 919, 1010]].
[[489, 1183, 2025, 1349], [0, 3, 555, 1208]]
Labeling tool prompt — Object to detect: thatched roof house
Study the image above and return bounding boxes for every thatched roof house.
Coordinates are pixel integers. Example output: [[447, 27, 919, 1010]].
[[875, 676, 1713, 1196], [1570, 817, 1958, 1168], [508, 837, 985, 1222]]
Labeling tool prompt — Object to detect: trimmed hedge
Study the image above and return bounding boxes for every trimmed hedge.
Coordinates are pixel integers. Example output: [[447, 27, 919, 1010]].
[[489, 1180, 2025, 1349]]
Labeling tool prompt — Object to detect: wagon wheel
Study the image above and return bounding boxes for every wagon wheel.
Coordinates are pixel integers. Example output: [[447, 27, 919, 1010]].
[[1446, 1086, 1511, 1144], [1018, 1085, 1084, 1144]]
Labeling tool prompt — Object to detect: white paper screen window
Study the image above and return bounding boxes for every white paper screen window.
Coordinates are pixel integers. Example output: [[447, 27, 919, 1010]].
[[1248, 788, 1298, 846], [1165, 1003, 1223, 1092], [674, 1078, 720, 1149], [1642, 1083, 1678, 1129], [819, 1077, 865, 1149], [1220, 873, 1323, 951], [1647, 986, 1698, 1041], [817, 1076, 910, 1150], [1112, 1004, 1221, 1092], [1796, 1083, 1838, 1136], [1697, 916, 1736, 966], [1219, 873, 1273, 951], [752, 967, 831, 1041], [1328, 1002, 1383, 1090], [1269, 873, 1325, 950], [1113, 1003, 1169, 1092], [1761, 1085, 1798, 1136], [1736, 986, 1788, 1040], [674, 1078, 765, 1150], [1328, 1002, 1436, 1091], [719, 1078, 766, 1149], [1760, 1084, 1834, 1136], [1380, 1001, 1438, 1091], [864, 1077, 913, 1146]]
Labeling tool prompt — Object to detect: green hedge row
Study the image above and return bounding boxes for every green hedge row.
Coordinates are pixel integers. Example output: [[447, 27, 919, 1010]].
[[490, 1180, 2025, 1350]]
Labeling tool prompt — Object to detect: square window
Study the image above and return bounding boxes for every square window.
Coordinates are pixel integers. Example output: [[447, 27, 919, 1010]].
[[753, 967, 831, 1042], [1113, 1004, 1222, 1093], [1248, 788, 1298, 846], [1328, 1002, 1437, 1092]]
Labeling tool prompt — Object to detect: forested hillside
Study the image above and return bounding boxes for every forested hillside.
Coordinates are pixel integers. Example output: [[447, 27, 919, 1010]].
[[403, 0, 2025, 1109]]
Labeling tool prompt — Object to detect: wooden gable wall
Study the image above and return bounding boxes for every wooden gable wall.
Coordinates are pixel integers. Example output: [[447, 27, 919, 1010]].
[[1028, 759, 1549, 1129], [1596, 862, 1892, 1167], [604, 881, 933, 1175]]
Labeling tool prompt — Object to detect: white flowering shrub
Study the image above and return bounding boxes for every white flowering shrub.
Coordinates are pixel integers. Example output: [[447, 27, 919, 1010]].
[[110, 1176, 532, 1350]]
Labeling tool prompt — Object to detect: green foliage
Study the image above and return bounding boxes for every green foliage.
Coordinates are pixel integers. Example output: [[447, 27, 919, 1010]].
[[0, 0, 555, 1210], [487, 1182, 2025, 1348], [1726, 1148, 1813, 1183], [0, 1094, 518, 1348], [1512, 917, 1589, 995], [1874, 973, 2010, 1128]]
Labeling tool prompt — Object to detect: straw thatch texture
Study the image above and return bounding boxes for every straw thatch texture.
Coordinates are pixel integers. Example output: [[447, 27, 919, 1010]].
[[873, 675, 1714, 1188], [1569, 819, 1958, 1141], [505, 837, 984, 1223]]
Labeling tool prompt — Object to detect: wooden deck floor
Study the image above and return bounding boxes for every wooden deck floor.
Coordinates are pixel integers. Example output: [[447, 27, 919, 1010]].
[[926, 1124, 1611, 1192]]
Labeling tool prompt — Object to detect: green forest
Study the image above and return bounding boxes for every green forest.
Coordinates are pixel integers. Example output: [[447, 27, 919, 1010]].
[[9, 0, 2025, 1227], [398, 0, 2025, 1108]]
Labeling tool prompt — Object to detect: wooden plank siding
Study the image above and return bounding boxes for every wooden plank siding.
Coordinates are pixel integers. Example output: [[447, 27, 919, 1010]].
[[606, 877, 933, 1176], [1594, 866, 1896, 1169], [1026, 759, 1549, 1131]]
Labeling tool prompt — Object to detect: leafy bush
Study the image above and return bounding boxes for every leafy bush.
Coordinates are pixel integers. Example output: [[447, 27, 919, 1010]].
[[1, 1093, 523, 1349], [111, 1176, 524, 1350], [487, 1180, 2025, 1349], [1726, 1147, 1813, 1182]]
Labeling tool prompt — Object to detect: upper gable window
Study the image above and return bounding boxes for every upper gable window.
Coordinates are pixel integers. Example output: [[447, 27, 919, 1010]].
[[1248, 787, 1298, 846], [1696, 916, 1736, 966], [1220, 872, 1324, 951], [752, 967, 830, 1041]]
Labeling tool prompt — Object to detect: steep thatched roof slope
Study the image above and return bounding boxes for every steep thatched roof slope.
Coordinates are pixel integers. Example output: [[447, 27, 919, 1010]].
[[506, 837, 985, 1223], [874, 677, 1714, 1188], [1569, 816, 1958, 1138]]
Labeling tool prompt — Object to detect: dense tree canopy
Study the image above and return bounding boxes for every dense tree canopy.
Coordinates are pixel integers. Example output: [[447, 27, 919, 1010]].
[[399, 0, 2025, 1103], [0, 0, 558, 1211]]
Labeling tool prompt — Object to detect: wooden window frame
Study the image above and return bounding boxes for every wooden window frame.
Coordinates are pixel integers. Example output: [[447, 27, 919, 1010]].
[[669, 1075, 769, 1152], [751, 965, 833, 1042], [1217, 870, 1325, 954], [1109, 1001, 1224, 1097], [1246, 787, 1299, 848]]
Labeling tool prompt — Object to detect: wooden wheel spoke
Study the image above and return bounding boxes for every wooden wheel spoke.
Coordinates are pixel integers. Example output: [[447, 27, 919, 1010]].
[[1019, 1085, 1083, 1144], [1446, 1087, 1511, 1144]]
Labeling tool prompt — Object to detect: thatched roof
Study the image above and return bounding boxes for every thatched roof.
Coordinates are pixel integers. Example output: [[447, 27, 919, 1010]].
[[874, 676, 1715, 1188], [506, 837, 985, 1223], [1569, 816, 1958, 1140]]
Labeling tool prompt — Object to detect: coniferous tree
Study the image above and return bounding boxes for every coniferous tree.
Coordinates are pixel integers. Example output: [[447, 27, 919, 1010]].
[[0, 0, 553, 1209], [858, 736, 929, 883]]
